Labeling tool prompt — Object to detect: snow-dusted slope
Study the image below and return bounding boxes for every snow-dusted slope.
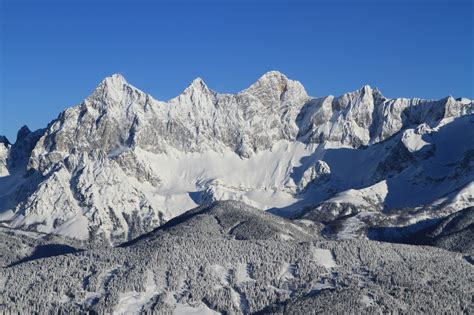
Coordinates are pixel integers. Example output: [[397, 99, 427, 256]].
[[368, 206, 473, 254], [0, 72, 472, 243], [124, 200, 322, 246], [0, 137, 10, 177], [298, 114, 474, 239]]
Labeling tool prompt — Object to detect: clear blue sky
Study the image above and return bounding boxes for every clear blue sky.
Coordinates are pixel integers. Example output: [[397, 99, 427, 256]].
[[0, 0, 472, 142]]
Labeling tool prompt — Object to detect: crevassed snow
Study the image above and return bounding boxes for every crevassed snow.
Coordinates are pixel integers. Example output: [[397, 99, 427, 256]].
[[140, 141, 316, 193]]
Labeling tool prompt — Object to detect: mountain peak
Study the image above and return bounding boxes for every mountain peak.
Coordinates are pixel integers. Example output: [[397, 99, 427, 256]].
[[259, 70, 288, 81], [180, 77, 212, 97], [87, 74, 134, 103], [3, 72, 474, 249], [16, 125, 31, 143], [188, 77, 208, 90], [355, 85, 385, 100], [245, 71, 289, 93], [243, 71, 308, 106], [249, 71, 290, 88], [0, 135, 10, 147], [100, 73, 128, 89], [360, 84, 372, 92]]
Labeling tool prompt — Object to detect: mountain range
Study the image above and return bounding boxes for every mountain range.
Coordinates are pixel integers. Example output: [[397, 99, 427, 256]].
[[0, 71, 472, 244], [1, 72, 473, 313]]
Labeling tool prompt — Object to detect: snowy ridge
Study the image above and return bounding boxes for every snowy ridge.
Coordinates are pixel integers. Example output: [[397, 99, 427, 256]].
[[0, 71, 472, 242]]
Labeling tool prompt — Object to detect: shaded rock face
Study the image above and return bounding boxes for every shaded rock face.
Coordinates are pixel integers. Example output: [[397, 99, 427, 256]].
[[1, 71, 473, 243], [7, 126, 45, 170], [0, 138, 10, 176], [0, 135, 11, 146], [297, 160, 331, 192], [368, 207, 474, 254]]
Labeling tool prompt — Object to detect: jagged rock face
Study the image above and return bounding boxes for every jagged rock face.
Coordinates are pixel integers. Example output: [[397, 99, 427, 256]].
[[0, 135, 11, 146], [0, 144, 9, 176], [1, 71, 473, 243], [297, 86, 470, 147], [297, 160, 330, 192], [27, 73, 472, 173], [29, 72, 310, 172], [0, 136, 10, 176], [7, 126, 45, 170]]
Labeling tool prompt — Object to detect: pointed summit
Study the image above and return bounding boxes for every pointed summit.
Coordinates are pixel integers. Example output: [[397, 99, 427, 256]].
[[360, 84, 372, 93], [372, 87, 384, 98], [246, 71, 289, 91], [186, 77, 209, 92], [16, 125, 31, 143], [257, 70, 288, 82], [353, 85, 385, 100], [168, 76, 215, 106], [174, 77, 214, 100], [100, 73, 128, 90], [243, 71, 308, 107], [88, 74, 135, 104], [357, 85, 373, 99], [0, 135, 10, 147]]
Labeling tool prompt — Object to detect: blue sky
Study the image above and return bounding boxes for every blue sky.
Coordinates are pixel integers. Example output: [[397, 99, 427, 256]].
[[0, 0, 472, 142]]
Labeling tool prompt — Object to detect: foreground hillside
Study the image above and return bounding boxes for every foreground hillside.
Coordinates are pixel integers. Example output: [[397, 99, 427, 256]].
[[1, 202, 472, 314]]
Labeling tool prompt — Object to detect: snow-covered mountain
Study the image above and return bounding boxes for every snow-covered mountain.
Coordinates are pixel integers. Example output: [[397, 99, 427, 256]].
[[0, 71, 472, 243]]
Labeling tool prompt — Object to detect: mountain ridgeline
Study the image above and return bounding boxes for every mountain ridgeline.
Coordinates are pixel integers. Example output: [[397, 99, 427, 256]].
[[0, 71, 472, 244]]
